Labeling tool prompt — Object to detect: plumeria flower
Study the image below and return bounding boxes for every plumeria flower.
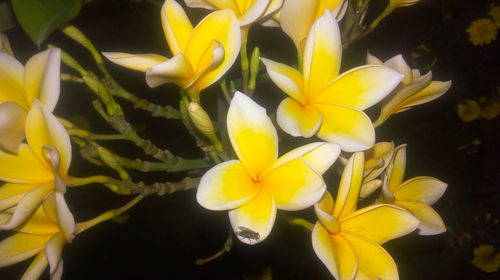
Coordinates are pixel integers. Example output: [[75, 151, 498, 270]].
[[312, 152, 419, 279], [0, 191, 75, 280], [0, 100, 72, 231], [0, 33, 14, 56], [359, 142, 395, 199], [367, 53, 452, 127], [184, 0, 283, 27], [103, 0, 240, 99], [377, 144, 448, 235], [370, 0, 420, 29], [261, 11, 403, 152], [0, 48, 60, 153], [197, 92, 340, 244]]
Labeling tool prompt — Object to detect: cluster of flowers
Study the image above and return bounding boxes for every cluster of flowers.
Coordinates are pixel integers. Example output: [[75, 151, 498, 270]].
[[0, 0, 452, 279]]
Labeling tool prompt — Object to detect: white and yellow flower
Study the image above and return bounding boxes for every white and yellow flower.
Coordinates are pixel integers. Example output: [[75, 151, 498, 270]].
[[197, 92, 340, 244], [312, 152, 419, 280], [378, 144, 448, 235], [0, 48, 61, 153], [367, 53, 452, 127], [262, 11, 403, 152], [103, 0, 240, 98]]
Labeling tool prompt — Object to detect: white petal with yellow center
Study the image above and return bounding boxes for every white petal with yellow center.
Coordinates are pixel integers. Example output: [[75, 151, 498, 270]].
[[162, 0, 194, 55], [0, 232, 52, 267], [0, 52, 26, 108], [0, 144, 53, 183], [396, 200, 446, 235], [393, 176, 447, 205], [260, 58, 304, 103], [333, 152, 364, 219], [145, 52, 194, 88], [0, 102, 27, 153], [277, 98, 322, 137], [102, 52, 168, 72]]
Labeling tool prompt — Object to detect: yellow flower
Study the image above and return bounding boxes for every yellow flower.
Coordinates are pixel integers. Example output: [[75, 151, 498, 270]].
[[197, 92, 340, 244], [361, 142, 395, 198], [184, 0, 283, 27], [262, 11, 403, 152], [0, 191, 75, 279], [472, 245, 500, 273], [367, 53, 452, 127], [370, 0, 420, 29], [0, 101, 73, 232], [489, 5, 500, 27], [312, 152, 419, 280], [467, 18, 498, 46], [0, 33, 14, 57], [0, 48, 61, 153], [479, 97, 500, 119], [378, 144, 448, 235], [457, 99, 481, 122], [103, 0, 241, 99]]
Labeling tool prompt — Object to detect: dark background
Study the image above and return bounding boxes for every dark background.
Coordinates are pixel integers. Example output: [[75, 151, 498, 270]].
[[1, 0, 499, 279]]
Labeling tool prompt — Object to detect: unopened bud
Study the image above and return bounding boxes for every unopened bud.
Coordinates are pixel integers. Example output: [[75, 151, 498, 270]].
[[97, 147, 129, 180], [187, 102, 222, 151], [248, 47, 260, 91]]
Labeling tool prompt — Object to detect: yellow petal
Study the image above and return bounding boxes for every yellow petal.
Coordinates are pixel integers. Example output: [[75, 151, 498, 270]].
[[0, 232, 51, 267], [342, 233, 399, 280], [327, 0, 348, 21], [317, 190, 334, 214], [280, 0, 320, 49], [235, 0, 273, 26], [396, 200, 446, 235], [227, 92, 278, 179], [384, 54, 412, 85], [24, 48, 61, 111], [162, 0, 194, 54], [229, 187, 276, 245], [341, 204, 419, 244], [314, 204, 341, 233], [0, 102, 27, 153], [311, 65, 404, 110], [302, 10, 342, 98], [0, 52, 27, 108], [102, 52, 168, 72], [0, 144, 52, 183], [394, 176, 447, 205], [184, 9, 240, 91], [315, 104, 375, 152], [312, 223, 357, 280], [333, 152, 364, 219], [190, 40, 227, 93], [386, 144, 406, 192], [54, 192, 75, 242], [0, 183, 38, 212], [145, 52, 194, 88], [25, 100, 72, 176], [359, 179, 382, 199], [262, 157, 325, 210], [197, 160, 259, 210], [398, 80, 452, 110], [261, 0, 283, 19], [184, 0, 215, 10], [202, 0, 240, 15], [363, 142, 395, 182], [260, 58, 305, 103], [21, 250, 49, 280], [276, 98, 322, 137], [16, 203, 59, 235], [46, 232, 65, 276]]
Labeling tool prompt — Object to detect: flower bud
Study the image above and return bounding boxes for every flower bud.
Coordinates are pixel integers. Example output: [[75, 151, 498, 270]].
[[248, 47, 260, 91], [187, 102, 221, 150], [97, 147, 129, 180]]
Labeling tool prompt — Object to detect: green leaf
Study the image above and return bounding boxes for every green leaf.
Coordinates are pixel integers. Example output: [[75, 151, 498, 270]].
[[0, 2, 16, 31], [11, 0, 83, 46]]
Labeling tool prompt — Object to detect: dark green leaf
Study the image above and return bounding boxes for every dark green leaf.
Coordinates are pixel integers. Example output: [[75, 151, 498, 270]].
[[11, 0, 83, 46], [0, 2, 16, 31]]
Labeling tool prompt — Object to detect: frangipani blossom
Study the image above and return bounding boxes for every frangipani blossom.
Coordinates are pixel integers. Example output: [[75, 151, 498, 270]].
[[359, 142, 395, 198], [0, 191, 75, 280], [262, 11, 403, 152], [0, 100, 72, 232], [378, 144, 448, 235], [197, 92, 340, 244], [184, 0, 283, 27], [370, 0, 420, 29], [103, 0, 240, 98], [0, 48, 61, 153], [312, 152, 419, 280], [367, 53, 452, 127]]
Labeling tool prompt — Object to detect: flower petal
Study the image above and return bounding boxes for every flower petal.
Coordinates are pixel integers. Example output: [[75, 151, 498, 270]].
[[16, 204, 59, 235], [384, 54, 412, 85], [25, 100, 72, 176], [366, 51, 383, 65], [342, 233, 399, 280], [0, 53, 26, 108], [0, 102, 27, 153], [24, 48, 61, 111], [316, 104, 375, 152], [237, 0, 272, 26], [21, 250, 49, 280], [364, 142, 395, 182], [189, 40, 227, 93], [102, 52, 168, 72], [46, 232, 65, 276], [184, 9, 240, 91], [227, 92, 278, 179], [261, 0, 284, 19], [396, 200, 446, 235], [312, 223, 357, 280], [394, 176, 447, 205], [162, 0, 194, 54], [398, 80, 452, 110], [386, 144, 406, 193], [0, 144, 52, 183], [145, 52, 195, 88], [197, 160, 259, 210], [341, 204, 419, 244], [280, 0, 320, 49], [184, 0, 215, 10], [303, 10, 342, 98], [0, 232, 51, 267], [359, 179, 382, 199], [229, 187, 276, 245], [333, 152, 364, 219], [277, 98, 322, 138], [0, 183, 38, 212], [260, 58, 304, 103], [54, 192, 75, 242], [311, 65, 404, 110], [317, 190, 334, 214]]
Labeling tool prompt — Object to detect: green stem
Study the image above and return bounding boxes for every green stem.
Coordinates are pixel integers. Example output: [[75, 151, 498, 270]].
[[287, 215, 314, 231], [240, 27, 250, 94], [220, 79, 232, 103]]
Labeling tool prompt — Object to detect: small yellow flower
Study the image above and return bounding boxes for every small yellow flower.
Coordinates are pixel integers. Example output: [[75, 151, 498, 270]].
[[457, 99, 481, 122], [479, 97, 500, 119], [472, 245, 500, 273], [489, 5, 500, 27], [467, 18, 498, 46]]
